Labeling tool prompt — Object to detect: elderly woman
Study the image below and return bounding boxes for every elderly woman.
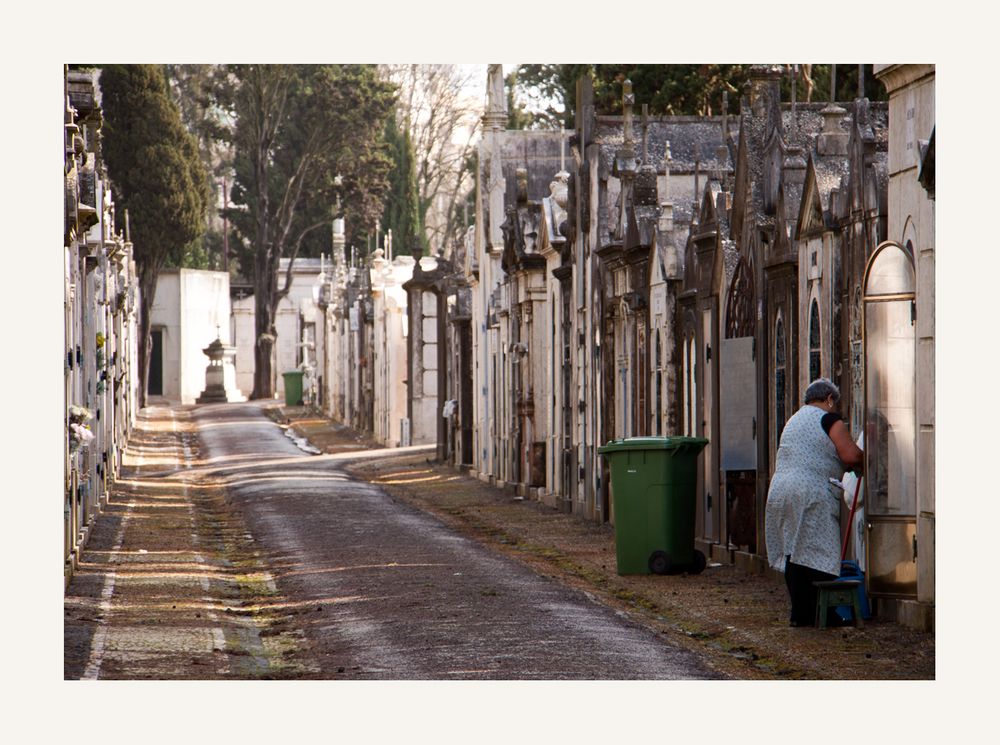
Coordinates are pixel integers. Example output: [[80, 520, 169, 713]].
[[765, 378, 864, 627]]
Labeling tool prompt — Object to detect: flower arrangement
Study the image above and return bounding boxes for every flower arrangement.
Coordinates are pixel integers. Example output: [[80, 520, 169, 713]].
[[96, 333, 107, 389], [68, 405, 94, 454]]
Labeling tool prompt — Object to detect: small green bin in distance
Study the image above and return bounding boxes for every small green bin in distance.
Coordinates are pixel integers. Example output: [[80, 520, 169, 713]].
[[282, 370, 304, 406], [597, 436, 708, 576]]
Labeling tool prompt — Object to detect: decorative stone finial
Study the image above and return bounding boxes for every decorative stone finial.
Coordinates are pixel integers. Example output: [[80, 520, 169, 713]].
[[516, 167, 528, 204], [560, 124, 565, 172], [816, 103, 850, 155], [614, 81, 637, 176], [622, 79, 635, 149], [485, 64, 507, 131]]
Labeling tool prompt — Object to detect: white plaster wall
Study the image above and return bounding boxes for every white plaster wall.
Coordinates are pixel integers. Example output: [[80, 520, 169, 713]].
[[232, 295, 255, 398], [230, 261, 330, 402], [275, 308, 299, 397], [329, 308, 342, 418], [371, 258, 413, 446], [150, 272, 182, 401], [151, 269, 231, 404], [178, 270, 231, 404], [882, 65, 935, 607], [405, 288, 439, 445]]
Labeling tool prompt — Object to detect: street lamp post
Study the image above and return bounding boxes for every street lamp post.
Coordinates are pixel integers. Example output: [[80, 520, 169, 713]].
[[221, 178, 229, 273]]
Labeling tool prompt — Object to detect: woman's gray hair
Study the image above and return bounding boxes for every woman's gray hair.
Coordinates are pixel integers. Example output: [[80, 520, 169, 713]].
[[804, 378, 840, 404]]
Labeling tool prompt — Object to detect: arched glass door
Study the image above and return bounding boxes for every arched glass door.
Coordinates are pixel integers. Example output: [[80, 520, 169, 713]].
[[863, 241, 917, 598], [809, 299, 821, 382]]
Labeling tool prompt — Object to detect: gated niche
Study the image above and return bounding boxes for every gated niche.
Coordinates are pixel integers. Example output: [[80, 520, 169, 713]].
[[721, 256, 757, 550]]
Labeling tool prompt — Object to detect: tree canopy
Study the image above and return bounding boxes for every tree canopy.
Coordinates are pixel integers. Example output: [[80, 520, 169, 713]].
[[222, 64, 396, 272], [507, 64, 886, 129], [166, 64, 237, 272], [100, 64, 210, 273], [218, 64, 396, 397]]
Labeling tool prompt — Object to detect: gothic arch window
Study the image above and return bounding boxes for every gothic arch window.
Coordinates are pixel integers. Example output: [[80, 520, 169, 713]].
[[688, 335, 697, 436], [809, 298, 821, 382], [654, 330, 663, 436], [863, 241, 916, 515], [863, 240, 917, 596], [725, 256, 755, 338], [681, 318, 697, 437], [774, 310, 787, 442], [902, 216, 917, 257], [682, 336, 689, 436]]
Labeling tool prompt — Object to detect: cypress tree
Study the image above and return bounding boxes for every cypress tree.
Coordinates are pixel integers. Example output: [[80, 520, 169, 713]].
[[381, 113, 423, 256], [99, 64, 210, 406]]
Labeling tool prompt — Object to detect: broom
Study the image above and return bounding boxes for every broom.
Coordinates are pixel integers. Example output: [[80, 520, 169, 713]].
[[841, 473, 863, 562]]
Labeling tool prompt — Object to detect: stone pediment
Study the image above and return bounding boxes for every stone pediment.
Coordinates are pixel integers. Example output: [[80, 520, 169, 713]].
[[729, 124, 750, 243], [698, 183, 720, 230], [767, 183, 796, 266], [635, 205, 659, 250], [796, 155, 830, 237], [596, 239, 625, 270]]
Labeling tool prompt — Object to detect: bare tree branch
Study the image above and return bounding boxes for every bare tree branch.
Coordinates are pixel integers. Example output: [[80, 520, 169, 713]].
[[277, 219, 329, 301], [379, 64, 481, 254]]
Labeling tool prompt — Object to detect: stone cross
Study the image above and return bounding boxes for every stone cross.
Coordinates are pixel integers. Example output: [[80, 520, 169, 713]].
[[722, 91, 729, 141], [694, 142, 701, 207], [662, 141, 672, 202], [641, 104, 649, 165], [622, 80, 635, 150], [790, 65, 798, 130]]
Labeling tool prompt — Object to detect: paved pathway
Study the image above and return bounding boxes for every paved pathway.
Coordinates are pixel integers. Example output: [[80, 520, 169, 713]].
[[65, 402, 724, 680]]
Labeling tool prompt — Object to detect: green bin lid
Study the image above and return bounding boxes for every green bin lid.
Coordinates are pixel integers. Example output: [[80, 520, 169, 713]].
[[597, 436, 708, 454]]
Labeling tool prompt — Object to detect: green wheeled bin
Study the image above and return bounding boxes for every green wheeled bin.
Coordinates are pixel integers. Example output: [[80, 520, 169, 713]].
[[282, 370, 304, 406], [597, 436, 709, 576]]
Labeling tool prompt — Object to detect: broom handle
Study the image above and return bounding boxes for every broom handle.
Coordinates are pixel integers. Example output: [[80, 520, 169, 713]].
[[841, 474, 863, 563]]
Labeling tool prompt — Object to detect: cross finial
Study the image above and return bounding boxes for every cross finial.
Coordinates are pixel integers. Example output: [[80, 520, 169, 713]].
[[641, 104, 649, 164], [623, 79, 634, 148]]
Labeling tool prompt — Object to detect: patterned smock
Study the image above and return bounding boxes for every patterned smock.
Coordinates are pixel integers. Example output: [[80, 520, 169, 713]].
[[764, 404, 845, 577]]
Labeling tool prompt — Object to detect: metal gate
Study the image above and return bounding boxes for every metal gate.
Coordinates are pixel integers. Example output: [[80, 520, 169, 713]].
[[721, 256, 757, 549]]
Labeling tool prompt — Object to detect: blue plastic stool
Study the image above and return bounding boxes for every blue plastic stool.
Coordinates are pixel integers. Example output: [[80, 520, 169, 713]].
[[835, 560, 871, 621], [814, 580, 864, 628]]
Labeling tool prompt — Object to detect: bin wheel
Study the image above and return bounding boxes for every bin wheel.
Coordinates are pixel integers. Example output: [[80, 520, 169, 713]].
[[648, 550, 672, 575], [689, 550, 707, 575]]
